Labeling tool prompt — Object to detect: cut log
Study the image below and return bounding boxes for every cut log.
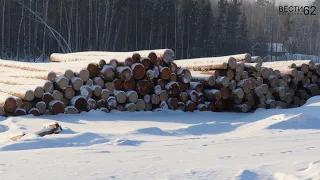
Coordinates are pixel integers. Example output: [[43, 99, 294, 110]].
[[96, 99, 106, 109], [80, 86, 92, 99], [71, 77, 83, 91], [136, 80, 151, 96], [117, 66, 132, 81], [244, 63, 261, 72], [251, 56, 263, 65], [151, 94, 160, 105], [228, 80, 237, 90], [86, 78, 94, 86], [91, 77, 104, 88], [265, 99, 276, 109], [49, 100, 65, 115], [198, 92, 205, 104], [146, 70, 155, 80], [123, 77, 136, 91], [185, 100, 197, 112], [220, 87, 230, 100], [191, 71, 216, 87], [64, 106, 79, 114], [28, 108, 40, 116], [241, 71, 249, 80], [136, 99, 146, 111], [144, 94, 151, 103], [197, 104, 208, 111], [155, 79, 166, 89], [113, 78, 123, 90], [63, 86, 75, 100], [91, 85, 102, 98], [131, 63, 146, 80], [42, 92, 54, 105], [177, 102, 186, 111], [261, 67, 271, 79], [178, 92, 189, 104], [101, 65, 115, 81], [22, 101, 32, 112], [87, 98, 97, 110], [105, 82, 115, 95], [36, 101, 46, 115], [0, 93, 18, 113], [15, 108, 27, 116], [165, 82, 180, 97], [170, 73, 177, 82], [189, 82, 204, 93], [159, 66, 171, 80], [215, 99, 227, 111], [71, 96, 88, 112], [232, 88, 244, 99], [131, 53, 141, 63], [110, 59, 120, 69], [215, 76, 229, 88], [159, 91, 169, 102], [124, 57, 134, 67], [233, 104, 250, 113], [54, 76, 69, 90], [187, 90, 199, 103], [114, 90, 126, 104], [125, 103, 137, 112], [140, 58, 151, 69], [126, 90, 138, 103], [204, 89, 221, 101], [100, 89, 109, 101], [145, 102, 153, 111], [154, 85, 162, 95], [205, 101, 216, 111], [107, 96, 117, 109]]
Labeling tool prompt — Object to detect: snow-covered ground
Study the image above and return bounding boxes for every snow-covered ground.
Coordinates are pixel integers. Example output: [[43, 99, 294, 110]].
[[1, 98, 320, 179]]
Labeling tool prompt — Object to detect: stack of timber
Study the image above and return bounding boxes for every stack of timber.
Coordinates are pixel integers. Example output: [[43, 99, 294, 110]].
[[175, 56, 319, 112], [0, 49, 318, 117]]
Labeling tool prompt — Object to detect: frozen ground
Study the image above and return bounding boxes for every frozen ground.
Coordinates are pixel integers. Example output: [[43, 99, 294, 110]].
[[1, 98, 320, 179]]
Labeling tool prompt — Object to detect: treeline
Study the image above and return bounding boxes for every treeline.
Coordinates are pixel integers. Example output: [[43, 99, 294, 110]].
[[0, 0, 319, 61], [0, 0, 250, 61]]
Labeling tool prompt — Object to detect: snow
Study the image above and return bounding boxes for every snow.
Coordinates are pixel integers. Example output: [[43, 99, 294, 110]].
[[1, 97, 320, 179]]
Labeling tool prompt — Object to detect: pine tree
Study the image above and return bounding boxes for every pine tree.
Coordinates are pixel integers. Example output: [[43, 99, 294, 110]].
[[238, 9, 250, 53]]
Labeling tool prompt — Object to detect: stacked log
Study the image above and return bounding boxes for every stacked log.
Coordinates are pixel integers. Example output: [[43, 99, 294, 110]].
[[0, 50, 319, 116]]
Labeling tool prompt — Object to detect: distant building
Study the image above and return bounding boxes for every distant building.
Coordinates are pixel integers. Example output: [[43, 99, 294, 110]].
[[251, 43, 288, 61], [251, 42, 319, 62]]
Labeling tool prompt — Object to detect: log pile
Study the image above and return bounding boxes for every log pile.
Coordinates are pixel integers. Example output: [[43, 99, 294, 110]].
[[0, 49, 319, 116], [175, 57, 319, 112]]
